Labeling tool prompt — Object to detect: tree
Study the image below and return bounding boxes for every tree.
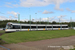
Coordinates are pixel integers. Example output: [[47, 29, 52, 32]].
[[52, 21, 56, 24]]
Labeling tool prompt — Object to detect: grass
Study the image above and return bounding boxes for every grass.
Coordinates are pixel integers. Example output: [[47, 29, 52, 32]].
[[0, 29, 75, 44], [70, 48, 75, 50], [0, 30, 5, 44], [0, 30, 5, 33], [70, 46, 75, 50]]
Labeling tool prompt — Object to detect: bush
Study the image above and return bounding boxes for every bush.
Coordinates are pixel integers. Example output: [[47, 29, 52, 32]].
[[0, 38, 6, 44], [0, 38, 3, 44]]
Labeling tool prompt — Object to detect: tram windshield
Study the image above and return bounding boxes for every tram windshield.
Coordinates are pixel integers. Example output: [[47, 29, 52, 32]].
[[6, 24, 13, 29]]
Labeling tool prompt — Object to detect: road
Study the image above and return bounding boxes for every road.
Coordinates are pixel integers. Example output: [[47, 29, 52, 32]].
[[0, 36, 75, 50]]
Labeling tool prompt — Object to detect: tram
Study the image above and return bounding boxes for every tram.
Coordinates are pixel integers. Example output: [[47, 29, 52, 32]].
[[5, 22, 69, 32]]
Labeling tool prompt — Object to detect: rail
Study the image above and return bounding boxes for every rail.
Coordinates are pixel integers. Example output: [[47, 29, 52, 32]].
[[0, 45, 10, 50]]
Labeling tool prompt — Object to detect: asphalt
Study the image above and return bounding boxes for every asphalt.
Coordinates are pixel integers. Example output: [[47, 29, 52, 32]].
[[0, 36, 75, 50]]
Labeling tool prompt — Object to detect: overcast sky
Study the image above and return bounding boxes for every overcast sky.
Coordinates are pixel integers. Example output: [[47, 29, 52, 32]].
[[0, 0, 75, 22]]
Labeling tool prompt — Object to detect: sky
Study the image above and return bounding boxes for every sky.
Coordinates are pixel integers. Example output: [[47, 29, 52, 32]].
[[0, 0, 75, 22]]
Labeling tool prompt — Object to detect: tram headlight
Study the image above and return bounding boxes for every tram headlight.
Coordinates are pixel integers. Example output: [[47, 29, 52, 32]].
[[6, 29, 7, 31]]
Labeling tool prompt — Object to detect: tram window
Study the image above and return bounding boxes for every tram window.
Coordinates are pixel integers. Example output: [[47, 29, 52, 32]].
[[62, 26, 66, 28], [66, 26, 68, 28], [62, 26, 64, 28], [31, 26, 36, 28], [38, 26, 45, 28], [13, 25, 20, 29], [6, 24, 13, 29], [57, 26, 60, 28], [47, 26, 52, 28], [53, 26, 60, 28], [62, 26, 68, 28], [22, 26, 30, 29], [53, 26, 57, 28], [53, 26, 56, 28]]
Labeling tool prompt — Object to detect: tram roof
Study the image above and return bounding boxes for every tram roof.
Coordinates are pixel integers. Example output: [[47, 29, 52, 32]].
[[7, 22, 68, 26]]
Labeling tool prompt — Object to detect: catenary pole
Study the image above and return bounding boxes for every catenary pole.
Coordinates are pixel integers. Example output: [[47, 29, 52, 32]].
[[35, 13, 38, 30], [70, 17, 73, 28], [70, 17, 72, 29], [18, 14, 21, 31], [59, 17, 60, 30], [18, 14, 20, 23], [40, 18, 41, 24], [30, 15, 31, 31], [46, 17, 49, 30], [61, 16, 62, 30]]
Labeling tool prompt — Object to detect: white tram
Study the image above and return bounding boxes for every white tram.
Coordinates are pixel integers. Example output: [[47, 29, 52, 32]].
[[5, 22, 69, 32]]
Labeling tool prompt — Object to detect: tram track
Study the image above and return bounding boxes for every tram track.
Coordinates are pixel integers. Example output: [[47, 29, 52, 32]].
[[0, 45, 10, 50]]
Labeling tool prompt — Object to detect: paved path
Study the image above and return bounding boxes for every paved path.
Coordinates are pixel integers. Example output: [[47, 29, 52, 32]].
[[1, 36, 75, 50]]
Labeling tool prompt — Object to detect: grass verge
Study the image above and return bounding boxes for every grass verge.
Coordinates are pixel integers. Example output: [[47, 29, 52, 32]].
[[70, 46, 75, 50], [1, 29, 75, 44], [0, 30, 5, 33], [70, 48, 75, 50], [0, 30, 6, 44]]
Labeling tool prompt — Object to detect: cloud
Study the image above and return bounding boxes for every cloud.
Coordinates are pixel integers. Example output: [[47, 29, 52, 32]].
[[6, 2, 11, 4], [55, 8, 63, 11], [0, 16, 7, 20], [0, 16, 19, 20], [5, 2, 19, 8], [33, 16, 56, 22], [66, 8, 75, 13], [20, 0, 50, 7], [9, 16, 12, 18], [38, 11, 42, 13], [16, 15, 71, 22], [0, 16, 13, 20], [0, 6, 1, 7], [60, 19, 69, 22], [7, 11, 18, 18], [5, 4, 19, 8], [9, 16, 13, 19], [21, 16, 56, 22], [0, 16, 70, 22], [54, 18, 69, 22], [5, 5, 13, 8], [0, 12, 4, 14], [19, 0, 75, 11], [41, 18, 48, 21], [13, 4, 19, 7], [57, 15, 68, 22], [42, 18, 49, 21], [58, 15, 67, 18], [21, 19, 29, 22], [66, 8, 71, 11], [43, 10, 54, 14], [5, 0, 75, 11], [71, 11, 75, 13], [5, 2, 13, 8]]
